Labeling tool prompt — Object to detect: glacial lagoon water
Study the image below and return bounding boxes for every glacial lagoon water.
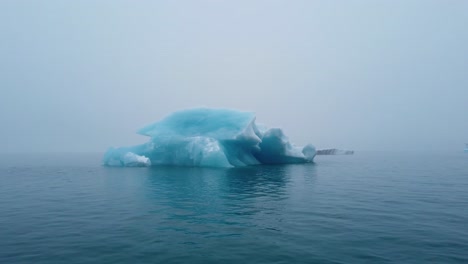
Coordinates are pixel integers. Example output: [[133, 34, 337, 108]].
[[1, 152, 467, 263]]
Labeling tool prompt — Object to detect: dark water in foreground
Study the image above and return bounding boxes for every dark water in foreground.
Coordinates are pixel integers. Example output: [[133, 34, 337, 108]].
[[1, 152, 467, 263]]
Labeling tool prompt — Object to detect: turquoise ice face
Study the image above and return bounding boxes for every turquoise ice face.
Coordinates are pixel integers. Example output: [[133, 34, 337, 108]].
[[103, 108, 315, 167]]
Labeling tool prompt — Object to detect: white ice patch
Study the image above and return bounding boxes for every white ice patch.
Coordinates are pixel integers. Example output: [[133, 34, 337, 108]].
[[122, 152, 151, 167]]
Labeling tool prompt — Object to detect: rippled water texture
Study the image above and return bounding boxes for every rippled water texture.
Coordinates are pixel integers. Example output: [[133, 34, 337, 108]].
[[1, 152, 467, 263]]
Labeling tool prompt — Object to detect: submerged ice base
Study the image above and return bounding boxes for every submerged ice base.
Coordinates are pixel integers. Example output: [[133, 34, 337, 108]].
[[104, 108, 316, 168]]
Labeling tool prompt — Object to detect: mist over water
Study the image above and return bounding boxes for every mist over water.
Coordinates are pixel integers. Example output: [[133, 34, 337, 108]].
[[1, 1, 468, 153]]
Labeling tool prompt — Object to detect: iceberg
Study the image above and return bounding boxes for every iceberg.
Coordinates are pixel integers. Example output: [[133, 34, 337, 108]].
[[316, 149, 354, 155], [103, 108, 316, 167]]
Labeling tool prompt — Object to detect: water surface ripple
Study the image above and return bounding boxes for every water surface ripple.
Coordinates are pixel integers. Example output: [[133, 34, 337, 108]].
[[1, 152, 467, 263]]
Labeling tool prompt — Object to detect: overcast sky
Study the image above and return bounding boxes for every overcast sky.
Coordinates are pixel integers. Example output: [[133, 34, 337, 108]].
[[1, 0, 467, 153]]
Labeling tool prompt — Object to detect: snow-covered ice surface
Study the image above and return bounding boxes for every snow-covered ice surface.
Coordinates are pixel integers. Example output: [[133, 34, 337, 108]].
[[103, 108, 316, 167]]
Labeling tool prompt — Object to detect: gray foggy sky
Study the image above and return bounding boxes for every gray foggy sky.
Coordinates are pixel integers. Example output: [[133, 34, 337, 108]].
[[1, 0, 467, 153]]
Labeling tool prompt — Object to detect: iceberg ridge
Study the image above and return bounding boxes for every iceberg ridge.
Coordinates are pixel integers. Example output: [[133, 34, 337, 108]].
[[104, 108, 316, 167]]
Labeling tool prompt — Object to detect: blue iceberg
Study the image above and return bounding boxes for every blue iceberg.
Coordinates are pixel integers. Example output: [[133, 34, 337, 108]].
[[104, 108, 316, 167]]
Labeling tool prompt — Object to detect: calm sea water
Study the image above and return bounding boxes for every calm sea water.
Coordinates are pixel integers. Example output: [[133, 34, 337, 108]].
[[1, 152, 467, 263]]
